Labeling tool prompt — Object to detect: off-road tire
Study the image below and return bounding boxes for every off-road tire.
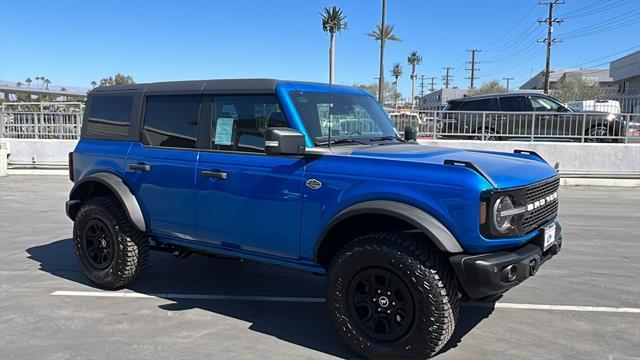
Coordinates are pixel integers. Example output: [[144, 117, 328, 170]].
[[327, 231, 459, 359], [73, 196, 148, 289]]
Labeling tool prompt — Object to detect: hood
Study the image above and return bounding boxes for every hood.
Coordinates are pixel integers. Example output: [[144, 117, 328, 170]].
[[348, 144, 557, 189]]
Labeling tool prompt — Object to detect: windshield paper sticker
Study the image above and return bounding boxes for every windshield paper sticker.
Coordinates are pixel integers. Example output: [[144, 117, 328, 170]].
[[214, 118, 234, 145]]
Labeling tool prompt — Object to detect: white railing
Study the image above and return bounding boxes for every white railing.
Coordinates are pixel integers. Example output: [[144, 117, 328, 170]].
[[0, 102, 84, 139], [392, 110, 640, 143], [1, 102, 639, 143]]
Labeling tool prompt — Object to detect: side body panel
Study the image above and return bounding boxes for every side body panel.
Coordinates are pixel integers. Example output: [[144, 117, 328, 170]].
[[125, 142, 198, 241], [195, 151, 306, 259]]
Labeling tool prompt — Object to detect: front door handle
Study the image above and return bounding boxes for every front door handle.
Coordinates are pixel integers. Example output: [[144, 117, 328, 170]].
[[201, 170, 228, 180], [129, 163, 151, 171]]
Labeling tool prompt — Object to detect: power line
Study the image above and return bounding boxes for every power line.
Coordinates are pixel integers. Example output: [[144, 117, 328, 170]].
[[539, 0, 563, 94], [568, 45, 640, 68], [482, 3, 539, 50], [559, 0, 632, 19]]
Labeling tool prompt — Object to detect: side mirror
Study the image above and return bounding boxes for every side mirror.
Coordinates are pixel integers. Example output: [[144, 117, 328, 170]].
[[265, 127, 306, 155], [404, 125, 418, 142]]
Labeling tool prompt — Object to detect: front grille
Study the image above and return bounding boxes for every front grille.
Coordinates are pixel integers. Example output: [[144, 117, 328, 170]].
[[521, 176, 560, 232], [524, 176, 560, 203]]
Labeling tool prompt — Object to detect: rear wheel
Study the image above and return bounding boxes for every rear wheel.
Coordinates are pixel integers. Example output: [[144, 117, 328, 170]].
[[327, 232, 459, 359], [73, 196, 148, 289]]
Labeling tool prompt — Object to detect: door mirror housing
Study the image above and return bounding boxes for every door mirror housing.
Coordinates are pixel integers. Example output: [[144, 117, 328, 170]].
[[404, 125, 418, 142], [265, 127, 306, 155]]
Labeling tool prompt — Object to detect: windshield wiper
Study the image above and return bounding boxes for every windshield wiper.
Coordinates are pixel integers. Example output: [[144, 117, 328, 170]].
[[315, 138, 369, 146], [368, 135, 406, 143]]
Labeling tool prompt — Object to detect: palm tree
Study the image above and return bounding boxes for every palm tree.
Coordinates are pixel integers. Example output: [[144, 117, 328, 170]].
[[43, 78, 51, 89], [391, 63, 403, 107], [367, 23, 401, 104], [25, 77, 32, 88], [90, 80, 97, 89], [60, 87, 67, 91], [16, 82, 22, 88], [321, 6, 348, 85], [35, 76, 41, 88], [407, 51, 423, 107]]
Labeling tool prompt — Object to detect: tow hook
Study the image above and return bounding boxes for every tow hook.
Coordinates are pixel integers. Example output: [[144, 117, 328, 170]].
[[529, 259, 539, 276]]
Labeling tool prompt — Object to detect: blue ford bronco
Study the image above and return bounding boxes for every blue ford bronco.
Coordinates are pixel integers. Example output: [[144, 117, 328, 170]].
[[66, 79, 562, 359]]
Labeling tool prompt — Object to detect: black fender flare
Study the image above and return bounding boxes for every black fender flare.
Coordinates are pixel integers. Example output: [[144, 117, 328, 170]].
[[67, 172, 146, 232], [315, 200, 463, 260]]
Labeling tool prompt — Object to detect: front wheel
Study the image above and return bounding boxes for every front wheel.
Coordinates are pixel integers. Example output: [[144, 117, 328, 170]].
[[327, 232, 459, 359], [73, 196, 148, 289]]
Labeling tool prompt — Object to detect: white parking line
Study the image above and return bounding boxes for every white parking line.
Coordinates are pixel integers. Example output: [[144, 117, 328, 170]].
[[51, 290, 325, 303], [51, 291, 640, 313], [466, 302, 640, 314]]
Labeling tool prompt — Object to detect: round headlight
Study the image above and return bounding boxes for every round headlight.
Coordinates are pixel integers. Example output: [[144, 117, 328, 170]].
[[493, 195, 515, 233]]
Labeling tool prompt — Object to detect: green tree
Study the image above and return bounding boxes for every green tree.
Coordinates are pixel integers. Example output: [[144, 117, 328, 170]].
[[321, 6, 348, 85], [25, 78, 32, 88], [407, 51, 423, 106], [391, 63, 403, 107], [100, 73, 135, 86], [35, 76, 41, 88], [60, 87, 67, 91], [90, 80, 97, 88], [16, 82, 22, 88], [43, 78, 51, 89], [367, 23, 401, 104], [469, 79, 507, 95]]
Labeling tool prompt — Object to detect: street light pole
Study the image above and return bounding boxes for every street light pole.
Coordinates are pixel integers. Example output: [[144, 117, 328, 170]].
[[377, 0, 386, 105]]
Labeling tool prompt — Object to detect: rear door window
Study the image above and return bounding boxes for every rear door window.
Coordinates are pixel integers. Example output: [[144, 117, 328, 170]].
[[499, 96, 532, 111], [141, 95, 201, 148], [85, 95, 133, 139]]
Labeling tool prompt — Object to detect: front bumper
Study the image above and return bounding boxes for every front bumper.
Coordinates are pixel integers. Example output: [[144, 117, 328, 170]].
[[450, 222, 562, 299]]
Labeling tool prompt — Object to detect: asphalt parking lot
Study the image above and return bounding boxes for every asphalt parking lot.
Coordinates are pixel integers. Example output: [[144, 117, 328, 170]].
[[1, 175, 639, 360]]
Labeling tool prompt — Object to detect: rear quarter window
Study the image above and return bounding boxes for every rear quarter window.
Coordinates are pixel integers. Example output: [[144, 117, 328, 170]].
[[85, 95, 133, 140]]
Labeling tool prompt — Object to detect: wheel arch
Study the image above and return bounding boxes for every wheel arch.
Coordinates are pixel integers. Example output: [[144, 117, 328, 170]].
[[314, 200, 463, 268], [67, 172, 146, 232]]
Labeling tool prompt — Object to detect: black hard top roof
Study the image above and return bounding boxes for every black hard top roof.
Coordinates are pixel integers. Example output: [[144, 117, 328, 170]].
[[91, 78, 280, 95]]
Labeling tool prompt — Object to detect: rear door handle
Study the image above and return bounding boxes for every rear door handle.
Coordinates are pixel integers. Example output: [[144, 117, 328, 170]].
[[201, 170, 228, 180], [129, 163, 151, 171]]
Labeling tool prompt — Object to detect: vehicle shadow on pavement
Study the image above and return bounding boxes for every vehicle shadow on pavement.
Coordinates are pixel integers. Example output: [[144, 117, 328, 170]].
[[27, 238, 493, 359]]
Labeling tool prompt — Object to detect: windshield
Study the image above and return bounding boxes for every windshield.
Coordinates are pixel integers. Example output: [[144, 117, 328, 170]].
[[289, 91, 398, 145]]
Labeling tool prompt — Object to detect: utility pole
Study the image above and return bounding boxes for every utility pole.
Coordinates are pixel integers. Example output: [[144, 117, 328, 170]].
[[442, 67, 453, 89], [419, 75, 426, 96], [538, 1, 563, 94], [465, 49, 480, 89], [428, 76, 437, 92], [377, 0, 386, 104], [502, 77, 514, 92]]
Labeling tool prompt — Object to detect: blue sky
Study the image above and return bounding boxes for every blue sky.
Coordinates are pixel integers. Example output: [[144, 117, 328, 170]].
[[1, 0, 639, 96]]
